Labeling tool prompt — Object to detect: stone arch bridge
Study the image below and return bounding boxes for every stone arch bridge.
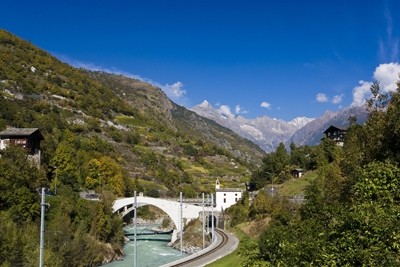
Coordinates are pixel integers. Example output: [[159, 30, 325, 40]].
[[113, 196, 213, 242]]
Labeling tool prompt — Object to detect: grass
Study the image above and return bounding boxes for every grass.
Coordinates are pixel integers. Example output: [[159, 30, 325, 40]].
[[206, 249, 243, 267], [206, 229, 244, 267], [278, 170, 318, 197], [207, 219, 270, 267], [185, 165, 209, 175], [137, 179, 168, 191]]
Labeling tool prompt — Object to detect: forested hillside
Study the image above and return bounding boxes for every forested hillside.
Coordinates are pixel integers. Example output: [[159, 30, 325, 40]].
[[226, 82, 400, 266], [0, 29, 264, 266]]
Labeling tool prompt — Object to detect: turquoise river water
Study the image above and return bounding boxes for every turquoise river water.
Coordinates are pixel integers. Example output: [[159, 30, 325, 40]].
[[104, 224, 188, 267]]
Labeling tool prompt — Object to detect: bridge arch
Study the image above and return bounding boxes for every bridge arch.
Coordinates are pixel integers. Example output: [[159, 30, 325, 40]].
[[113, 196, 208, 241]]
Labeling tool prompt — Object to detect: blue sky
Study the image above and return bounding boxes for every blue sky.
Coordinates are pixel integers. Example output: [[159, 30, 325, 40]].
[[2, 0, 400, 121]]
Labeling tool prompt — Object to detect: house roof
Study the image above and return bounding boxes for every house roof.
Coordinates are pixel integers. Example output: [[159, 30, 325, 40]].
[[0, 128, 44, 139], [323, 125, 348, 134]]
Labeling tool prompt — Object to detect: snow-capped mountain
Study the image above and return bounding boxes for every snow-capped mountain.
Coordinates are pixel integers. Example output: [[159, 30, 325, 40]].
[[191, 101, 314, 152], [191, 100, 368, 152], [288, 116, 316, 128]]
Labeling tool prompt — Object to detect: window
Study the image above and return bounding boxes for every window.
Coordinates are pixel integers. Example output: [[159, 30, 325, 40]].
[[14, 139, 27, 145], [223, 198, 226, 203], [235, 198, 238, 202]]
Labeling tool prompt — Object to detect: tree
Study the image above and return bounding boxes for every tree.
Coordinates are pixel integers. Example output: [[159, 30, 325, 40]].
[[85, 156, 126, 196], [353, 161, 400, 204], [50, 139, 80, 189], [226, 193, 249, 226], [274, 143, 290, 173], [366, 81, 390, 112], [0, 145, 44, 223], [249, 190, 271, 219], [250, 143, 291, 189], [379, 83, 400, 162], [341, 123, 365, 178], [318, 136, 337, 165]]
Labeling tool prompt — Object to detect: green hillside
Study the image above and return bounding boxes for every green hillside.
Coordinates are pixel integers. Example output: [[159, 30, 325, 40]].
[[0, 29, 265, 265]]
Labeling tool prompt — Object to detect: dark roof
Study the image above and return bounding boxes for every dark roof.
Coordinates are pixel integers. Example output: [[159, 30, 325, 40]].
[[323, 125, 348, 134], [0, 128, 44, 139]]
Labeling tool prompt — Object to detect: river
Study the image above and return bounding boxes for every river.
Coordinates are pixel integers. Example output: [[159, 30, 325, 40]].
[[104, 224, 188, 267]]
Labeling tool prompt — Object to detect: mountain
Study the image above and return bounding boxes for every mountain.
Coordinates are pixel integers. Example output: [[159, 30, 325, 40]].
[[85, 72, 266, 164], [191, 100, 314, 152], [290, 105, 369, 146], [192, 101, 369, 152], [0, 29, 265, 198]]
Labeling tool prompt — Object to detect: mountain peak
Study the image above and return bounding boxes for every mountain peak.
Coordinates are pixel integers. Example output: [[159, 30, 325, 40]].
[[288, 116, 315, 127], [198, 100, 212, 108]]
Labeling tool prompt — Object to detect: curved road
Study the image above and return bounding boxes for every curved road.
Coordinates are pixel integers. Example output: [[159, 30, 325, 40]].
[[161, 228, 239, 267]]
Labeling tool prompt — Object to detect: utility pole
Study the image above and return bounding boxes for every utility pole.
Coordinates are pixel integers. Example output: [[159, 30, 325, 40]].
[[207, 194, 210, 235], [39, 187, 49, 267], [180, 192, 183, 255], [211, 193, 214, 242], [202, 193, 205, 249], [134, 191, 137, 267]]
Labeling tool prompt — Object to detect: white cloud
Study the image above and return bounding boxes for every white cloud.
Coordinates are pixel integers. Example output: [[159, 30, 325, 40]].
[[218, 105, 234, 118], [373, 62, 400, 93], [351, 62, 400, 106], [352, 80, 373, 107], [163, 81, 186, 98], [260, 101, 271, 109], [332, 94, 344, 104], [316, 93, 329, 103]]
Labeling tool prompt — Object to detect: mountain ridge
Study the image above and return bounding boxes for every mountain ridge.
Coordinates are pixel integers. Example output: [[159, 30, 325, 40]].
[[191, 101, 368, 152], [191, 101, 313, 152]]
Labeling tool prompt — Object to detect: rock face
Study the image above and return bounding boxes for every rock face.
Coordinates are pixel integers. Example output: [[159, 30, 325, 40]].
[[192, 101, 369, 152], [102, 243, 124, 264]]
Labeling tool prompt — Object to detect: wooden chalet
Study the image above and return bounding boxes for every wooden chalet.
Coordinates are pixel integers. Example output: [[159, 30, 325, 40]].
[[0, 128, 44, 157], [323, 125, 347, 147]]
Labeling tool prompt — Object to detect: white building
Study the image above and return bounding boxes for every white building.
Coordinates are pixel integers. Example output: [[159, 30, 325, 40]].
[[215, 179, 243, 212]]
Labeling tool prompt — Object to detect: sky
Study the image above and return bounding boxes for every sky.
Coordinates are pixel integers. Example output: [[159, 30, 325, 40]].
[[1, 0, 400, 121]]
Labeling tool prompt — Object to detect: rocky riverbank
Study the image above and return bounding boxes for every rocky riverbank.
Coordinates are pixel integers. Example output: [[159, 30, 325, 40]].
[[171, 219, 212, 254], [101, 243, 125, 264]]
